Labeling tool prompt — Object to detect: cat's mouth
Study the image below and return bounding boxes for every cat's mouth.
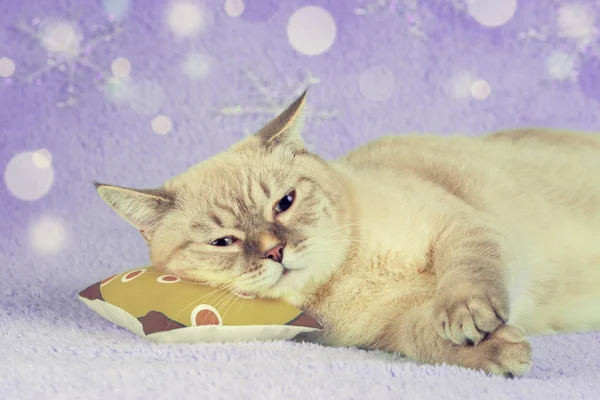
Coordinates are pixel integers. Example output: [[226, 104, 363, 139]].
[[276, 264, 297, 282], [266, 263, 305, 290], [281, 263, 305, 275]]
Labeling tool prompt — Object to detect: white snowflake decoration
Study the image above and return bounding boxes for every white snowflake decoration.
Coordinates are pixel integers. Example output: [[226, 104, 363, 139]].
[[17, 17, 123, 108], [517, 27, 548, 42], [218, 68, 337, 138]]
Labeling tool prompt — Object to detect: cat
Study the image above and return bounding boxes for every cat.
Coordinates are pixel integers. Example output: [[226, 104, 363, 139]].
[[95, 91, 600, 377]]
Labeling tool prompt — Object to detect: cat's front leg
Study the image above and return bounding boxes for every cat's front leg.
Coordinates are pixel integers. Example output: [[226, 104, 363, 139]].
[[430, 221, 511, 345], [378, 302, 531, 377]]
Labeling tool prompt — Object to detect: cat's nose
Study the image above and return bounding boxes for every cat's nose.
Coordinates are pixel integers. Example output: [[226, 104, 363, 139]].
[[264, 243, 285, 263]]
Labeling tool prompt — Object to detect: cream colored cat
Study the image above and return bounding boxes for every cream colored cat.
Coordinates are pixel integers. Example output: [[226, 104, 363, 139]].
[[95, 92, 600, 377]]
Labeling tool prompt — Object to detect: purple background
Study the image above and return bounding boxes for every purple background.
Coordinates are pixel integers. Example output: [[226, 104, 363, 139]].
[[1, 1, 600, 398], [2, 0, 600, 289]]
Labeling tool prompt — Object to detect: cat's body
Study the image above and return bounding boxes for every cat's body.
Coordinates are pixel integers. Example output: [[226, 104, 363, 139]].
[[297, 129, 600, 350], [96, 92, 600, 376]]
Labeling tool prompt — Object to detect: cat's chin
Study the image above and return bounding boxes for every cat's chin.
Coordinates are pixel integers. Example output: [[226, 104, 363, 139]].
[[271, 265, 298, 287], [259, 264, 308, 299]]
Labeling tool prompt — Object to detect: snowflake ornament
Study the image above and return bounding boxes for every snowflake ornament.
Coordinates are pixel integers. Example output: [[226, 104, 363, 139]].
[[16, 17, 123, 108], [517, 27, 548, 42], [218, 68, 337, 137]]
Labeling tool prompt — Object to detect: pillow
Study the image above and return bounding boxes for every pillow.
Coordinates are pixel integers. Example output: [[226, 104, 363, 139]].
[[79, 266, 322, 343]]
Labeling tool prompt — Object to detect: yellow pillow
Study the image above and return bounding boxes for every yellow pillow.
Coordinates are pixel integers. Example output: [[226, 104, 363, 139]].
[[79, 266, 322, 343]]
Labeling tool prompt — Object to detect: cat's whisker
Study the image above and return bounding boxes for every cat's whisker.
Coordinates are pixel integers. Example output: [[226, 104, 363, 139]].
[[208, 282, 243, 312], [165, 288, 226, 330], [327, 221, 364, 232], [211, 290, 239, 320], [163, 278, 241, 330], [221, 292, 244, 320]]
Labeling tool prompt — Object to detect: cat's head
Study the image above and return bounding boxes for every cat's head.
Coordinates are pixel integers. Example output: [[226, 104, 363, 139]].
[[95, 92, 352, 301]]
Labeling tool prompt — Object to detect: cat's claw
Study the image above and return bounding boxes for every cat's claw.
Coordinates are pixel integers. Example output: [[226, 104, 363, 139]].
[[433, 286, 508, 346]]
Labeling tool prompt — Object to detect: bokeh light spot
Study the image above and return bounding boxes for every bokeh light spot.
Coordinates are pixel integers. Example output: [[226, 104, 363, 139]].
[[32, 149, 52, 169], [29, 216, 67, 255], [470, 79, 492, 100], [151, 115, 173, 135], [359, 65, 396, 102], [225, 0, 244, 17], [546, 51, 577, 81], [446, 72, 476, 99], [111, 57, 131, 78], [558, 4, 596, 40], [0, 57, 16, 78], [38, 18, 81, 55], [104, 76, 130, 103], [129, 80, 166, 115], [102, 0, 131, 20], [182, 52, 211, 80], [468, 0, 518, 28], [167, 1, 205, 37], [4, 151, 54, 201], [287, 6, 337, 56]]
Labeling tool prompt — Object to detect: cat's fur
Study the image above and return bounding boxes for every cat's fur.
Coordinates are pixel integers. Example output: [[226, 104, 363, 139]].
[[96, 92, 600, 377]]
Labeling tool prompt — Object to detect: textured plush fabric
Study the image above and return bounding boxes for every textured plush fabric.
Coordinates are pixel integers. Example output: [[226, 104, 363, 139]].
[[1, 0, 600, 398], [3, 294, 600, 399]]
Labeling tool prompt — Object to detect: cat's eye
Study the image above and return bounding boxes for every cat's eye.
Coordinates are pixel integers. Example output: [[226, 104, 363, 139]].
[[210, 237, 237, 247], [275, 191, 296, 215]]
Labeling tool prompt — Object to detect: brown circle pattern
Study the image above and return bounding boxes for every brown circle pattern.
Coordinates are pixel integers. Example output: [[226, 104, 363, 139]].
[[157, 275, 181, 284], [190, 304, 223, 326], [100, 274, 118, 287], [120, 268, 146, 283]]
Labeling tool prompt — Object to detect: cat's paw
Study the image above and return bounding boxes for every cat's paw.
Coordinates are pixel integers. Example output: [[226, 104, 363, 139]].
[[471, 324, 532, 377], [433, 284, 508, 345]]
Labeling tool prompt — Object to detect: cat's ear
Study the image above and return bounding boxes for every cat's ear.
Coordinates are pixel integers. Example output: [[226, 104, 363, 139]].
[[94, 182, 174, 237], [256, 89, 307, 152]]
